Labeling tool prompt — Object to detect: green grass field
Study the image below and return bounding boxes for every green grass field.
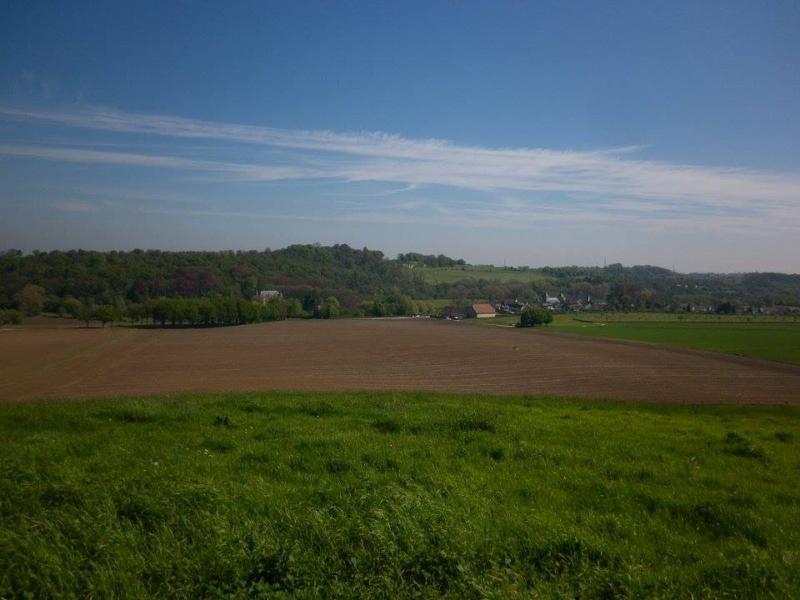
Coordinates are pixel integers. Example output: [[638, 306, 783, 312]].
[[414, 298, 457, 310], [571, 312, 800, 324], [471, 313, 800, 365], [551, 320, 800, 365], [416, 266, 549, 284], [2, 392, 799, 598]]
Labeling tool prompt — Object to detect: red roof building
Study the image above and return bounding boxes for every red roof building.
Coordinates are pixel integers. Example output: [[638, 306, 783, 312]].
[[467, 303, 497, 318]]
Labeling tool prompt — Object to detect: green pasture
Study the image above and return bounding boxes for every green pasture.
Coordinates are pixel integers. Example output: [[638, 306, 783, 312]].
[[413, 298, 456, 311], [471, 312, 800, 365], [574, 311, 800, 324], [416, 266, 548, 285], [552, 318, 800, 365], [2, 392, 799, 598]]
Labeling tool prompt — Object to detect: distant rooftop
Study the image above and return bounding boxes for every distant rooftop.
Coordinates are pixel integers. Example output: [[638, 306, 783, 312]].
[[471, 303, 496, 315]]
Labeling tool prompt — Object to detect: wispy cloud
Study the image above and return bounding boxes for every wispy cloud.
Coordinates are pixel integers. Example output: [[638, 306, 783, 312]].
[[0, 144, 316, 181], [50, 200, 95, 213], [1, 105, 799, 228]]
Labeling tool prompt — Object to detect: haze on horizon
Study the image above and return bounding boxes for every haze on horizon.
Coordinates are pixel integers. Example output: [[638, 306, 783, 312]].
[[1, 2, 798, 273]]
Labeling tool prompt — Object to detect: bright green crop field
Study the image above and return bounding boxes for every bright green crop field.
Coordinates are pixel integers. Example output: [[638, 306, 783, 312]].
[[551, 317, 800, 365], [416, 266, 548, 284], [2, 392, 799, 598], [472, 313, 800, 365]]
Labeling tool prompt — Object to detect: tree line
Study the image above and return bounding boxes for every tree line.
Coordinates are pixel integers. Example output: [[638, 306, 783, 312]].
[[2, 246, 798, 324], [0, 245, 428, 311], [396, 252, 466, 267], [57, 297, 308, 328]]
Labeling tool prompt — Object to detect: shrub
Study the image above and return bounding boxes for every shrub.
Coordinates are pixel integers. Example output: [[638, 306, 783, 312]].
[[518, 307, 553, 327], [13, 284, 45, 316], [0, 309, 23, 325]]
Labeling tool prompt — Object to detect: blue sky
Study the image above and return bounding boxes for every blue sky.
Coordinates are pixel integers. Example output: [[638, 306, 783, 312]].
[[1, 1, 798, 272]]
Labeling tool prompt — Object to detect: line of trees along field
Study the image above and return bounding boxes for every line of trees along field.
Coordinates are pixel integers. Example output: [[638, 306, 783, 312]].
[[1, 245, 799, 325]]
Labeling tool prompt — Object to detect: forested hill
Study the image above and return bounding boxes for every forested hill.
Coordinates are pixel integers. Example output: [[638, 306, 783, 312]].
[[1, 246, 799, 316], [0, 245, 424, 312]]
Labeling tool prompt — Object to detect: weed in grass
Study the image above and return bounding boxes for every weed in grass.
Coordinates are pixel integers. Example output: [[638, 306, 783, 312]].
[[201, 438, 236, 454], [116, 497, 163, 531], [239, 403, 267, 414], [361, 453, 400, 473], [213, 415, 232, 427], [453, 411, 496, 433], [512, 444, 561, 466], [0, 461, 35, 486], [681, 502, 757, 543], [699, 476, 726, 490], [39, 484, 84, 509], [773, 493, 800, 507], [728, 493, 758, 509], [516, 537, 620, 582], [324, 459, 351, 474], [239, 451, 272, 466], [485, 447, 505, 461], [774, 431, 793, 443], [246, 551, 292, 593], [252, 426, 289, 442], [696, 560, 779, 596], [372, 417, 402, 433], [452, 445, 469, 460], [638, 493, 767, 546], [723, 431, 767, 461], [287, 456, 309, 473], [101, 408, 160, 424], [515, 487, 534, 501], [299, 401, 336, 418], [632, 468, 655, 482], [570, 480, 621, 513]]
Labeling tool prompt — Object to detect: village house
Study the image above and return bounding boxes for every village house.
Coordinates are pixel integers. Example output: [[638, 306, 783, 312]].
[[254, 289, 282, 304], [497, 298, 527, 314], [467, 303, 497, 319], [543, 293, 563, 310]]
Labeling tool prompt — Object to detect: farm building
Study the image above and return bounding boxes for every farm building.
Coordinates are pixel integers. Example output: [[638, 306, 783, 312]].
[[498, 298, 527, 314], [467, 303, 497, 319], [544, 293, 563, 310], [255, 290, 282, 304]]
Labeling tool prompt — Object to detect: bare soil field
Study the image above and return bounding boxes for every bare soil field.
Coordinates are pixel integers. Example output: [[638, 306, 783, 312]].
[[1, 319, 799, 404]]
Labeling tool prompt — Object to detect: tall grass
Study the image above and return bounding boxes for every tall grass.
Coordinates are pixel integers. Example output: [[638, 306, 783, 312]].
[[1, 392, 799, 597]]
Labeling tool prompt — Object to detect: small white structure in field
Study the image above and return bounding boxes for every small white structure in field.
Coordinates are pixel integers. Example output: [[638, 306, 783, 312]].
[[255, 290, 281, 304], [544, 293, 561, 309]]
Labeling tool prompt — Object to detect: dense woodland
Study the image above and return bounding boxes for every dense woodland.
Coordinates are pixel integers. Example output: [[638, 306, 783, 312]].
[[1, 245, 799, 325]]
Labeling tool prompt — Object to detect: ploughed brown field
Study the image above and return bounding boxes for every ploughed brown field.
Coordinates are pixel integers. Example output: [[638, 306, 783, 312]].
[[1, 319, 799, 404]]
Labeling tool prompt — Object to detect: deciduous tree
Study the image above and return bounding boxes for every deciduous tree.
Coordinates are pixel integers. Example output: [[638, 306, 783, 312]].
[[14, 285, 45, 316]]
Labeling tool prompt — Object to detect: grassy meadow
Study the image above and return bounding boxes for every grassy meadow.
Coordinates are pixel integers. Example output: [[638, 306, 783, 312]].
[[473, 313, 800, 365], [552, 320, 800, 365], [2, 392, 799, 598], [416, 266, 548, 284]]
